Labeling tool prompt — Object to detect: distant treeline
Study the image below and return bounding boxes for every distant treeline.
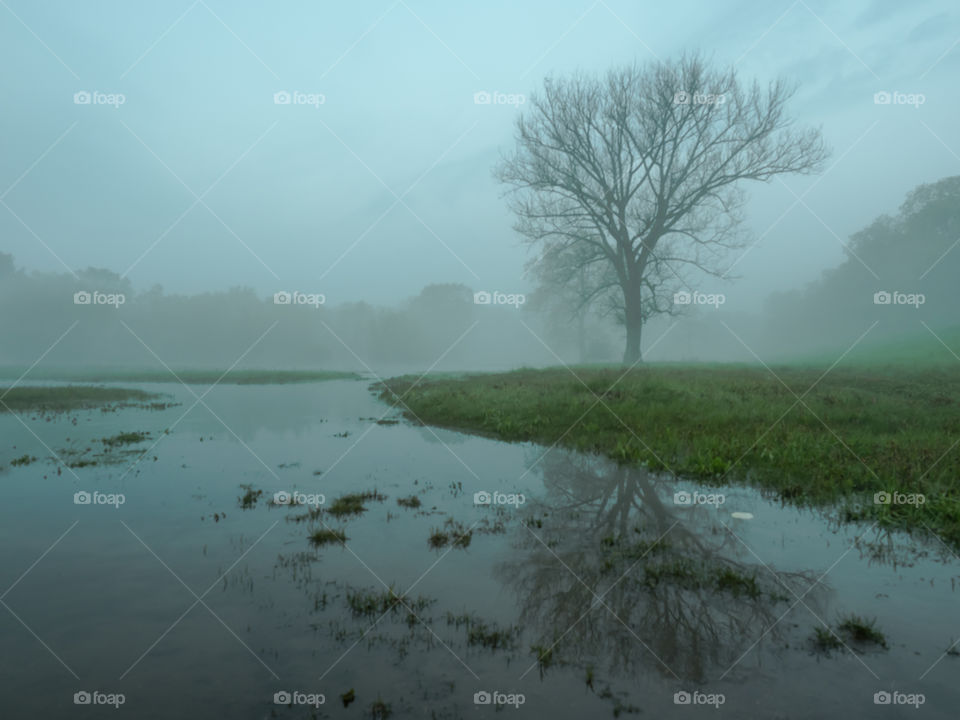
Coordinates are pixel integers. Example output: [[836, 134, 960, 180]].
[[2, 176, 958, 370], [760, 175, 960, 357], [0, 263, 570, 371]]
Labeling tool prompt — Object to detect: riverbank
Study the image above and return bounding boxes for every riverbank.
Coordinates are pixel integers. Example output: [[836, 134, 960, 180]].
[[0, 367, 361, 385], [378, 365, 960, 546]]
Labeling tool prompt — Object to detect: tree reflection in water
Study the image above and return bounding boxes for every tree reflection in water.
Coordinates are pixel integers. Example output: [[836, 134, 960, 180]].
[[497, 450, 823, 682]]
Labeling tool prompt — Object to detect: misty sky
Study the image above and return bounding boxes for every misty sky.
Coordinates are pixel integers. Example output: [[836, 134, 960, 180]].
[[1, 0, 957, 312]]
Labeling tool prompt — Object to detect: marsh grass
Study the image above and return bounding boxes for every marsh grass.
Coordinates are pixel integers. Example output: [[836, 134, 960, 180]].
[[379, 366, 960, 546], [467, 621, 517, 650], [836, 614, 888, 648], [811, 615, 888, 653], [427, 519, 472, 549], [369, 697, 392, 719], [345, 586, 434, 617], [238, 485, 263, 509], [0, 386, 163, 413], [530, 643, 555, 671], [811, 627, 843, 652], [0, 368, 359, 385], [101, 431, 150, 447], [309, 528, 347, 546], [327, 490, 386, 518]]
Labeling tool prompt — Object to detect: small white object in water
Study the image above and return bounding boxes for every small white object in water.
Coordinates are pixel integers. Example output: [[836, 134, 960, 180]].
[[730, 511, 754, 520]]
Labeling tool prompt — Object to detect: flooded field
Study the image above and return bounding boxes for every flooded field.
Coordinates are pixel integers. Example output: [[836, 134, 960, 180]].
[[1, 378, 957, 718]]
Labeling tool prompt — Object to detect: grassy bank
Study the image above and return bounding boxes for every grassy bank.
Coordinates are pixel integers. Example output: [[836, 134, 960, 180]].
[[0, 368, 360, 385], [0, 386, 166, 413], [378, 365, 960, 546]]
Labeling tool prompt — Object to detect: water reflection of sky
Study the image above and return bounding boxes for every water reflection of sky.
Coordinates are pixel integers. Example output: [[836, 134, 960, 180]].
[[0, 380, 957, 718]]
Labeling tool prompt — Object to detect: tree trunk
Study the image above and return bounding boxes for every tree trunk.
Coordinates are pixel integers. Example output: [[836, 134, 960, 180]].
[[577, 311, 586, 363], [623, 318, 642, 364], [622, 283, 643, 365]]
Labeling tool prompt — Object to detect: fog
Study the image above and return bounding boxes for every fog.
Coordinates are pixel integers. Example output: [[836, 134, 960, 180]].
[[2, 0, 958, 372], [6, 5, 960, 718]]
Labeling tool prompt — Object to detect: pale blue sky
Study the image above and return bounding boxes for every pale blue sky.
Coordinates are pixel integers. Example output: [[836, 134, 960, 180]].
[[1, 0, 957, 310]]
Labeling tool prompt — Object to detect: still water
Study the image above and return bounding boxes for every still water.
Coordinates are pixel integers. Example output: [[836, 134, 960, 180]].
[[0, 379, 957, 718]]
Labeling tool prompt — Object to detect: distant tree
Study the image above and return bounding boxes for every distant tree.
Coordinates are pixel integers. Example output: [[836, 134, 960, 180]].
[[527, 243, 613, 362], [497, 54, 829, 363], [0, 252, 16, 280], [763, 174, 960, 356]]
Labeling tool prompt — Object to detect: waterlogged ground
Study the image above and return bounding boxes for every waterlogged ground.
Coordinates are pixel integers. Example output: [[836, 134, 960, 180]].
[[0, 379, 958, 718]]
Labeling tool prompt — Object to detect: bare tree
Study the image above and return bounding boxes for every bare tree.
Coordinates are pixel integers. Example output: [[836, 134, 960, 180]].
[[496, 54, 829, 363]]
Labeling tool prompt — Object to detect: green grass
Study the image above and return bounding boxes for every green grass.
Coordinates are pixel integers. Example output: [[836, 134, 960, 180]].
[[427, 519, 473, 549], [396, 495, 422, 509], [466, 621, 518, 650], [811, 627, 844, 652], [836, 614, 888, 648], [238, 485, 263, 509], [799, 326, 960, 368], [369, 697, 392, 719], [0, 386, 163, 413], [0, 367, 360, 385], [378, 365, 960, 546], [309, 527, 347, 546], [344, 586, 433, 617], [327, 490, 386, 518], [812, 615, 888, 653], [101, 431, 150, 447]]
